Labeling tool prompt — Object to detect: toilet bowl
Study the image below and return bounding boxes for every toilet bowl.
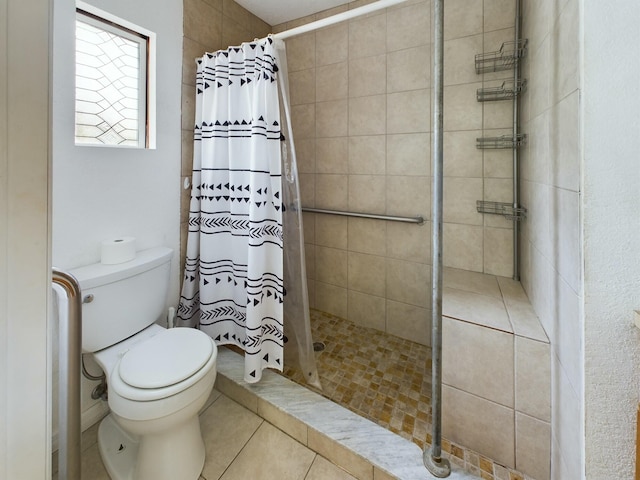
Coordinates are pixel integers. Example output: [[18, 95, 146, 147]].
[[71, 247, 217, 480]]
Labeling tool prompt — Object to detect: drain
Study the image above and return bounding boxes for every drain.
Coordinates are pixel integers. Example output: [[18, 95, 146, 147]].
[[313, 341, 325, 352]]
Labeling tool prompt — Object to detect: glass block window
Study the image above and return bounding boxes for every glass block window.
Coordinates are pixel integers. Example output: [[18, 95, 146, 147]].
[[75, 10, 148, 147]]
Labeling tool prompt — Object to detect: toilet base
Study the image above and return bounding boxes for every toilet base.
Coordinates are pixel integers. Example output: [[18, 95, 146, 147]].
[[98, 413, 205, 480], [98, 415, 139, 480]]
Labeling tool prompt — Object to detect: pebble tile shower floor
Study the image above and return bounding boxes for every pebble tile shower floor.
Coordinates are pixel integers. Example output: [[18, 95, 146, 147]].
[[283, 310, 535, 480]]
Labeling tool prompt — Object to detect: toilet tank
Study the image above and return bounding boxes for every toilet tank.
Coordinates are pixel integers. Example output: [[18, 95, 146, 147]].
[[70, 247, 173, 353]]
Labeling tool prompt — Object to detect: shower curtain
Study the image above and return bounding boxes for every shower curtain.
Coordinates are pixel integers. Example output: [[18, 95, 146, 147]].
[[177, 37, 319, 387]]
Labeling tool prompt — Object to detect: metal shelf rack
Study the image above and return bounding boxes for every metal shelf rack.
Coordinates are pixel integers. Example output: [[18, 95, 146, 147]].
[[476, 134, 527, 149], [477, 79, 527, 102], [474, 39, 528, 74], [476, 201, 527, 221]]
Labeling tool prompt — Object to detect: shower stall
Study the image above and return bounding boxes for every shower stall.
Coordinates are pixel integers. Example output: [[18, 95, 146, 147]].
[[181, 0, 551, 479]]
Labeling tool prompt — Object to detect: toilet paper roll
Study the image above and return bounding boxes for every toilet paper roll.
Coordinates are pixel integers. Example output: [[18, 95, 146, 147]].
[[100, 237, 136, 265]]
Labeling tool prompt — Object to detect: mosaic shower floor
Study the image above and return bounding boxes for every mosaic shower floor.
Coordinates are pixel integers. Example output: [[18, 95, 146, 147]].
[[282, 310, 534, 480]]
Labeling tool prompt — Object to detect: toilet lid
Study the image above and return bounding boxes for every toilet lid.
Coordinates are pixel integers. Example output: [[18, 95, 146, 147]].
[[118, 328, 214, 389]]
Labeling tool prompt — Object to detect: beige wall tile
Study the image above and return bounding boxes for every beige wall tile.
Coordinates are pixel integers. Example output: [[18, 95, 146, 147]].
[[316, 24, 348, 66], [349, 54, 386, 97], [444, 83, 483, 131], [183, 37, 209, 86], [250, 15, 271, 39], [348, 13, 386, 59], [295, 138, 316, 174], [386, 300, 430, 346], [222, 0, 251, 29], [316, 99, 348, 137], [349, 95, 386, 136], [348, 290, 386, 331], [182, 129, 195, 177], [443, 177, 483, 226], [483, 227, 513, 277], [316, 62, 348, 102], [443, 223, 483, 272], [515, 337, 551, 422], [484, 148, 513, 179], [387, 46, 430, 93], [386, 2, 430, 52], [443, 0, 483, 40], [386, 176, 429, 218], [444, 34, 483, 86], [442, 385, 515, 468], [182, 84, 196, 130], [316, 214, 348, 249], [550, 90, 580, 192], [485, 177, 513, 203], [316, 137, 348, 174], [443, 317, 514, 407], [386, 133, 430, 176], [348, 174, 386, 212], [348, 136, 385, 175], [221, 17, 250, 48], [348, 251, 386, 297], [286, 33, 315, 72], [516, 413, 551, 480], [387, 89, 430, 134], [484, 0, 516, 33], [386, 258, 430, 308], [289, 68, 316, 106], [386, 222, 430, 264], [184, 0, 223, 49], [347, 217, 386, 256], [291, 103, 316, 139], [443, 130, 483, 178], [483, 98, 513, 130], [299, 173, 315, 207], [551, 0, 579, 103], [316, 174, 347, 210], [305, 243, 316, 279], [315, 282, 348, 318]]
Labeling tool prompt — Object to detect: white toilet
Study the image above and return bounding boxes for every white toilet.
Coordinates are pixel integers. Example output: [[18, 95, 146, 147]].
[[71, 247, 217, 480]]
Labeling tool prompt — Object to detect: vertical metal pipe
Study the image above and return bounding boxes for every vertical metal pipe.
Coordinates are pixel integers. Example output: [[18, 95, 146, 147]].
[[512, 0, 522, 281], [52, 269, 83, 480], [423, 0, 450, 476]]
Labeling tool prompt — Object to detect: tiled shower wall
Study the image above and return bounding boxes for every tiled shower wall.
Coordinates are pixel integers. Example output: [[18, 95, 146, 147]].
[[519, 0, 582, 478], [180, 0, 271, 273], [276, 0, 518, 345]]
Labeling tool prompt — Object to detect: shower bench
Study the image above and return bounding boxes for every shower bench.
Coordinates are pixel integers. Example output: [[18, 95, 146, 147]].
[[441, 268, 550, 480]]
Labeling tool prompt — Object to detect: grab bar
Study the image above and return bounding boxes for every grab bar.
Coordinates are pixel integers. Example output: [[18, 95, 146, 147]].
[[52, 268, 82, 480], [301, 207, 424, 225]]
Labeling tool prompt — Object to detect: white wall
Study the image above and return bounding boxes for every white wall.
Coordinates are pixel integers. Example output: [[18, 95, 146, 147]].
[[582, 1, 640, 477], [52, 0, 183, 430], [0, 0, 52, 477], [519, 0, 582, 477]]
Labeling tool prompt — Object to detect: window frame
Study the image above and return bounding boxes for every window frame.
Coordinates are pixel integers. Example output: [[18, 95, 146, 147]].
[[74, 2, 156, 149]]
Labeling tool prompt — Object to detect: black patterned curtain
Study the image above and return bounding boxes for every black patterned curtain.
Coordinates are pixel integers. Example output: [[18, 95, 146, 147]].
[[177, 38, 284, 383]]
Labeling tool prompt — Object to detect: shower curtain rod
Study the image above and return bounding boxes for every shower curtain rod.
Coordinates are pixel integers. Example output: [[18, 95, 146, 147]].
[[271, 0, 410, 40]]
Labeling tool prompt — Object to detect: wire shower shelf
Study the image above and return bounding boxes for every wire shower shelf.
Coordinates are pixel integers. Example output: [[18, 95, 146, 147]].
[[476, 201, 527, 221], [477, 79, 528, 101], [475, 39, 528, 74], [476, 134, 527, 149]]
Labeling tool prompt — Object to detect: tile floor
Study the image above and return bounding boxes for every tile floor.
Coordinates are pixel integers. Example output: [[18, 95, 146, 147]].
[[283, 309, 534, 480], [55, 389, 359, 480]]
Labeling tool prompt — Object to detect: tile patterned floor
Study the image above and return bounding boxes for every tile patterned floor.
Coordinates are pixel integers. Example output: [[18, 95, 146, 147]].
[[54, 390, 358, 480], [283, 309, 534, 480]]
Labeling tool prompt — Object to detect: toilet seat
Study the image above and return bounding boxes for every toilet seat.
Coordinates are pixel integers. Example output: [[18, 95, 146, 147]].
[[109, 328, 217, 402]]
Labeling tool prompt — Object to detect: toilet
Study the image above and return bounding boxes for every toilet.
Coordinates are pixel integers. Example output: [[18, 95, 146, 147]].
[[71, 246, 217, 480]]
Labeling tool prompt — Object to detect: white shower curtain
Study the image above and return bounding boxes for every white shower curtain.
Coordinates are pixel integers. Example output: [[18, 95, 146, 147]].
[[177, 38, 285, 383]]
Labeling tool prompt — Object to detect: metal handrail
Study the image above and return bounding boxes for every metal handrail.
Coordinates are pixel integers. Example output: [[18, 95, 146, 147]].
[[301, 207, 424, 225], [52, 269, 82, 480]]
